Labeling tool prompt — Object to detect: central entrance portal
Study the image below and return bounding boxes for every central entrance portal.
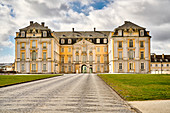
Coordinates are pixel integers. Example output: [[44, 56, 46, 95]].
[[81, 65, 87, 73]]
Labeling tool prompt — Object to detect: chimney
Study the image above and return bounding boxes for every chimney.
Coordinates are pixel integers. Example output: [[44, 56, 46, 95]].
[[30, 21, 33, 25], [162, 54, 164, 59], [41, 22, 45, 27], [154, 53, 156, 59], [72, 28, 74, 32], [94, 27, 96, 32]]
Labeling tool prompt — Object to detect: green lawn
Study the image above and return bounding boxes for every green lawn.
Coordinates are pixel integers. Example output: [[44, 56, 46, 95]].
[[0, 74, 61, 87], [98, 74, 170, 101]]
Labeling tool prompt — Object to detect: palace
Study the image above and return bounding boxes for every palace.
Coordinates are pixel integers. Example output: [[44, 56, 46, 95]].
[[15, 21, 152, 73]]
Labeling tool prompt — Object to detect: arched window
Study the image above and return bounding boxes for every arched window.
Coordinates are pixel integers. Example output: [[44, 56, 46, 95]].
[[96, 38, 100, 43], [32, 51, 36, 61], [61, 39, 65, 44], [43, 31, 47, 37], [21, 31, 25, 37], [129, 39, 133, 47], [68, 39, 72, 44], [104, 38, 107, 43]]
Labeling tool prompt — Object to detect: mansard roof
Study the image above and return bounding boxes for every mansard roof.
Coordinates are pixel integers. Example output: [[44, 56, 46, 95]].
[[53, 31, 111, 38], [151, 54, 170, 62], [116, 21, 145, 30], [20, 21, 50, 31]]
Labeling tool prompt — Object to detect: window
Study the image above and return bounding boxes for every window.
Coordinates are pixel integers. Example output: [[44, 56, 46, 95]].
[[21, 52, 25, 60], [140, 30, 144, 36], [61, 39, 65, 44], [104, 56, 107, 62], [76, 55, 79, 62], [140, 51, 144, 59], [83, 47, 86, 52], [32, 51, 36, 60], [68, 39, 72, 44], [21, 64, 24, 71], [161, 64, 163, 67], [89, 55, 93, 62], [167, 64, 169, 67], [97, 56, 100, 62], [141, 63, 144, 70], [97, 47, 100, 52], [119, 63, 122, 69], [156, 64, 158, 67], [82, 55, 86, 62], [118, 30, 122, 36], [43, 31, 47, 37], [119, 51, 122, 59], [76, 48, 79, 53], [129, 63, 133, 70], [43, 43, 46, 48], [118, 42, 122, 48], [61, 66, 64, 72], [140, 41, 144, 47], [69, 66, 71, 72], [32, 64, 36, 71], [43, 52, 46, 60], [104, 47, 107, 52], [129, 50, 134, 59], [129, 39, 133, 47], [68, 48, 71, 52], [21, 43, 25, 49], [104, 65, 107, 71], [61, 56, 64, 63], [32, 40, 36, 48], [68, 57, 71, 63], [104, 38, 107, 43], [96, 38, 100, 43], [21, 31, 25, 37], [97, 65, 100, 71], [43, 64, 46, 70], [151, 64, 152, 67], [61, 48, 64, 52]]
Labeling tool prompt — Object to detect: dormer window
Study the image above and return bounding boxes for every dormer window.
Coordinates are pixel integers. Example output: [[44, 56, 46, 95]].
[[160, 59, 162, 62], [96, 38, 100, 43], [118, 30, 122, 36], [140, 30, 144, 36], [104, 38, 107, 43], [62, 35, 66, 37], [21, 31, 25, 37], [89, 35, 92, 37], [68, 39, 72, 44], [61, 39, 65, 44], [43, 31, 47, 37], [155, 59, 157, 62], [165, 59, 168, 62]]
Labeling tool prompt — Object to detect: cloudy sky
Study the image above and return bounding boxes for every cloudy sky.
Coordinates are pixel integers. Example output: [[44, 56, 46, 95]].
[[0, 0, 170, 63]]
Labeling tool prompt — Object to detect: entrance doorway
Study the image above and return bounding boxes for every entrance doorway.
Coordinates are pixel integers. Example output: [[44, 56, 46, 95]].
[[81, 65, 87, 73], [90, 68, 93, 73]]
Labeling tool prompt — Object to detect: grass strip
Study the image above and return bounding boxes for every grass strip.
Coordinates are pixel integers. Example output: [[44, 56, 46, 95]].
[[98, 74, 170, 101], [0, 74, 62, 87]]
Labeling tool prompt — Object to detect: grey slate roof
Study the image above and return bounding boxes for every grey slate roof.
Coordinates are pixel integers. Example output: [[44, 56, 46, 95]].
[[151, 55, 170, 62], [116, 21, 145, 30], [53, 31, 111, 38], [20, 22, 50, 31]]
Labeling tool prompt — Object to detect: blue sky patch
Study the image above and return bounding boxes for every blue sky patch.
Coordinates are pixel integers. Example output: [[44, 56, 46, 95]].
[[70, 0, 111, 16]]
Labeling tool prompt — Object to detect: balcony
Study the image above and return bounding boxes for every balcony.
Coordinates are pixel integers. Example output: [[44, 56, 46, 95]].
[[31, 70, 37, 73], [21, 47, 25, 50], [21, 59, 25, 61]]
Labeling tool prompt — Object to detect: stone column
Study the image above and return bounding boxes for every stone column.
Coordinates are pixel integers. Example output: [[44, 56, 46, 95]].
[[135, 38, 139, 59], [38, 62, 41, 73], [48, 62, 51, 73], [26, 41, 29, 59], [17, 62, 20, 72], [26, 62, 30, 73], [17, 42, 20, 59], [123, 39, 127, 59], [38, 40, 42, 59], [145, 39, 149, 60], [48, 41, 51, 59]]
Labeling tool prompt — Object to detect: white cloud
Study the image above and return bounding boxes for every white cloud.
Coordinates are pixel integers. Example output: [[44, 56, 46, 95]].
[[0, 54, 15, 63], [0, 0, 170, 63]]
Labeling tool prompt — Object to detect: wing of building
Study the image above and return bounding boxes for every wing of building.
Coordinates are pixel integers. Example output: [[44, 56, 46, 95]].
[[15, 21, 151, 74]]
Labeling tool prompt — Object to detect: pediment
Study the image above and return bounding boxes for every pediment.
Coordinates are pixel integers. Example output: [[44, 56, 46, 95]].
[[73, 39, 95, 46]]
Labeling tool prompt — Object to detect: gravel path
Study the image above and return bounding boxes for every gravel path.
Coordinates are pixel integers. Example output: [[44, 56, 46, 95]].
[[0, 74, 135, 113]]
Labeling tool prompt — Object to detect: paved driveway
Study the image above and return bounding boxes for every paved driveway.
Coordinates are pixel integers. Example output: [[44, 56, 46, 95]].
[[0, 74, 135, 113]]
